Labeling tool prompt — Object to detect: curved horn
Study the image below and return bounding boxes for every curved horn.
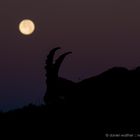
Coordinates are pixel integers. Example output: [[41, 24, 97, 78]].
[[46, 47, 61, 66], [54, 51, 72, 74]]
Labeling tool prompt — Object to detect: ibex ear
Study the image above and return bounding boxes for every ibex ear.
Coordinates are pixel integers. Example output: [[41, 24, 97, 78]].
[[46, 47, 61, 67], [54, 51, 72, 74]]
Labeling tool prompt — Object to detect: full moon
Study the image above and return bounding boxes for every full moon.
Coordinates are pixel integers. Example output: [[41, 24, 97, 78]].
[[19, 19, 35, 35]]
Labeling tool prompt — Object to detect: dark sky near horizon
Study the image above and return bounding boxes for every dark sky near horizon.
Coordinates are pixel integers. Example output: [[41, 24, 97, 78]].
[[0, 0, 140, 110]]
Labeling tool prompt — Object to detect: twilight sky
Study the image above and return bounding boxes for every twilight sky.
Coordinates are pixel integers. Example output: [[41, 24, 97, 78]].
[[0, 0, 140, 110]]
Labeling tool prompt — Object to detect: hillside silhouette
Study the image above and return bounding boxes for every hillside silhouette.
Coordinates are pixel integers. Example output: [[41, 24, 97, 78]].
[[44, 47, 140, 124], [0, 47, 140, 137]]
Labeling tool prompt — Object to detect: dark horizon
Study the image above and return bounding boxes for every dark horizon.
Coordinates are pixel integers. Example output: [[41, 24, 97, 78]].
[[1, 0, 140, 111], [0, 47, 140, 138]]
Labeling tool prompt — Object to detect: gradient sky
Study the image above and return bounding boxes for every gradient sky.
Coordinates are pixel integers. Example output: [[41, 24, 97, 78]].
[[0, 0, 140, 110]]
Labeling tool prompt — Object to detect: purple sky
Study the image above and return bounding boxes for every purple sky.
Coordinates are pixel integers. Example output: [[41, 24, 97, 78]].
[[0, 0, 140, 110]]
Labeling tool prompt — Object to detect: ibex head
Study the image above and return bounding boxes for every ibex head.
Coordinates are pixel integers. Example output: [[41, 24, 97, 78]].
[[44, 47, 72, 104]]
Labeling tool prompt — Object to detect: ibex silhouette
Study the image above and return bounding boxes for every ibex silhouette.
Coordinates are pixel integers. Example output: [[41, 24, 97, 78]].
[[44, 47, 140, 127], [44, 47, 75, 105]]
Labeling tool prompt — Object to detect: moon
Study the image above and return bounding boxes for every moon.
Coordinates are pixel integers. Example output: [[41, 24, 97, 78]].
[[19, 19, 35, 35]]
